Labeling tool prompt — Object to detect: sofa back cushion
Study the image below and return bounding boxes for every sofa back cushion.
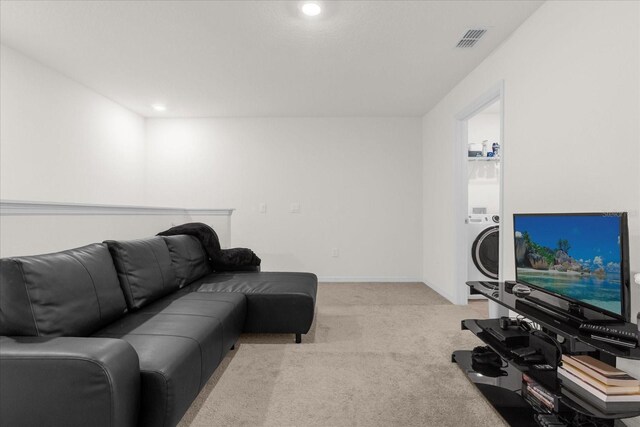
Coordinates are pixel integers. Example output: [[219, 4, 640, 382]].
[[105, 237, 178, 309], [0, 243, 127, 337], [162, 235, 212, 288]]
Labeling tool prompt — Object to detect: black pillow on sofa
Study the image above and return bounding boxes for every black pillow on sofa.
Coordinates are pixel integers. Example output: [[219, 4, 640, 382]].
[[162, 235, 212, 288], [105, 237, 178, 310]]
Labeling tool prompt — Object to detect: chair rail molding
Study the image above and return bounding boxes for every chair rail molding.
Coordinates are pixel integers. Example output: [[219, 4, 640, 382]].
[[0, 200, 235, 216]]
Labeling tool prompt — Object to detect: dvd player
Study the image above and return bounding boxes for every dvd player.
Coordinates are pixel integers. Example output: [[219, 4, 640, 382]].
[[476, 319, 529, 347]]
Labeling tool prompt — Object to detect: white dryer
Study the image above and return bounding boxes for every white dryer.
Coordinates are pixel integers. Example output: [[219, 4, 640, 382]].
[[467, 214, 500, 281]]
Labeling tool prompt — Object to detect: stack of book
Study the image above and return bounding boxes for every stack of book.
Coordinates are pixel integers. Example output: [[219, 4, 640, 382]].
[[558, 355, 640, 413]]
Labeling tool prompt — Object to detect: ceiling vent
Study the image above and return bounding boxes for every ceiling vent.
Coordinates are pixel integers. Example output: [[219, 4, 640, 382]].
[[456, 29, 487, 48]]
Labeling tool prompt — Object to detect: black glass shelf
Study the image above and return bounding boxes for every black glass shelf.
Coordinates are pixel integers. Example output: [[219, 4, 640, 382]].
[[452, 348, 636, 427], [459, 319, 640, 421], [466, 281, 640, 360], [451, 350, 539, 427], [455, 282, 640, 425]]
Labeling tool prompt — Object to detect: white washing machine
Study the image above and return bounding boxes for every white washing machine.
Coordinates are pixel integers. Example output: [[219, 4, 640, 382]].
[[467, 214, 500, 282]]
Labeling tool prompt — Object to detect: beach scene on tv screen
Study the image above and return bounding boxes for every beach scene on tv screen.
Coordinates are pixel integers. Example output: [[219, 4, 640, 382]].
[[514, 215, 622, 315]]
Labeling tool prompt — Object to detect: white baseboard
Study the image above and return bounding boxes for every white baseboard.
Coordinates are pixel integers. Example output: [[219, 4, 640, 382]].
[[422, 279, 457, 304], [317, 277, 460, 306], [318, 277, 422, 283]]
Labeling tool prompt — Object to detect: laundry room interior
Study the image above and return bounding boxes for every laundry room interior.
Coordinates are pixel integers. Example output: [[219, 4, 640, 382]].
[[467, 99, 502, 297]]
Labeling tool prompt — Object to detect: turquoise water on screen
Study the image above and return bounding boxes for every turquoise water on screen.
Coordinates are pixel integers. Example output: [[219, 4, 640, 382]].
[[517, 269, 622, 315]]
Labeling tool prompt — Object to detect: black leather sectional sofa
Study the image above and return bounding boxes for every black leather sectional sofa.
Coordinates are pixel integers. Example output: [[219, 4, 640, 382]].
[[0, 235, 317, 427]]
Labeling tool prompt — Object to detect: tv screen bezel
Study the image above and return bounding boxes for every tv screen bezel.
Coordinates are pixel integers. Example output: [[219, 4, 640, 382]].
[[512, 212, 630, 322]]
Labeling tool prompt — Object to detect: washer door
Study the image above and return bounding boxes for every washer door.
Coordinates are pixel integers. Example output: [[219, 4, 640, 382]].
[[471, 226, 499, 280]]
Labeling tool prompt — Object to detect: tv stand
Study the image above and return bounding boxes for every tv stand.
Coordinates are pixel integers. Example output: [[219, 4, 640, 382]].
[[465, 281, 640, 359], [518, 298, 573, 324], [568, 302, 584, 318], [452, 281, 640, 427]]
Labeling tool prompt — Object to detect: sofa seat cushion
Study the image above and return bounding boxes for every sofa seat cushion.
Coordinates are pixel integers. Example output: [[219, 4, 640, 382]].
[[102, 334, 199, 427], [0, 243, 127, 337], [162, 235, 212, 288], [190, 272, 317, 334], [94, 312, 224, 382], [105, 237, 178, 310], [138, 292, 246, 355], [93, 312, 224, 427]]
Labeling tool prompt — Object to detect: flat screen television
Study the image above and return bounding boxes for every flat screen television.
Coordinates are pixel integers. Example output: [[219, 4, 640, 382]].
[[513, 213, 630, 321]]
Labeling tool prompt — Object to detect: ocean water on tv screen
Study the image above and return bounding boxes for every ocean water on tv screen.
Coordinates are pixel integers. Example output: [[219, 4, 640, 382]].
[[516, 270, 621, 314], [514, 214, 622, 315]]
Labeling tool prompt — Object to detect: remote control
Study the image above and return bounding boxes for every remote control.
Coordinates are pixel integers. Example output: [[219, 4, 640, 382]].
[[579, 323, 638, 342]]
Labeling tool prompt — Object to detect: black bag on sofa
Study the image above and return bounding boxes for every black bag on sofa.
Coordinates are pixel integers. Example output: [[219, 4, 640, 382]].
[[157, 222, 261, 272]]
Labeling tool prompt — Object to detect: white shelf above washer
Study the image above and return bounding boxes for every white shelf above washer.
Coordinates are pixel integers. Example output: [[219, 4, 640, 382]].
[[468, 157, 501, 161]]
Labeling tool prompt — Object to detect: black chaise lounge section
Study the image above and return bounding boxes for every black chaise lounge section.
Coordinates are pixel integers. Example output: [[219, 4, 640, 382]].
[[0, 235, 317, 427]]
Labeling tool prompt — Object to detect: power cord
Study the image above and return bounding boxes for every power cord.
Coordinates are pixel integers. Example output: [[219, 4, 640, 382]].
[[530, 329, 563, 365]]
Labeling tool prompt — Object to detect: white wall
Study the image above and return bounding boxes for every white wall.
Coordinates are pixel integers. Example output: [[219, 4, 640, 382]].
[[0, 44, 422, 279], [0, 214, 233, 257], [467, 161, 501, 215], [0, 44, 146, 205], [145, 118, 423, 281], [422, 0, 640, 323], [0, 44, 169, 256]]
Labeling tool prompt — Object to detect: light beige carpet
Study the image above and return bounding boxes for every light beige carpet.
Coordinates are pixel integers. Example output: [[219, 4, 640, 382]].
[[178, 283, 506, 427]]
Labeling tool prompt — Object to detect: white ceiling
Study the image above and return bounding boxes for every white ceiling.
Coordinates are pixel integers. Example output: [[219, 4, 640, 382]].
[[0, 1, 543, 117]]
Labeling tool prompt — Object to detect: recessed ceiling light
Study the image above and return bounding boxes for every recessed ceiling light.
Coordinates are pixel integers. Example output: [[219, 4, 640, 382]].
[[151, 103, 166, 112], [301, 2, 321, 17]]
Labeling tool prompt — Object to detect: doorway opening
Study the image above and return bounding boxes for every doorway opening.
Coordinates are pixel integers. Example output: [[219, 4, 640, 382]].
[[467, 100, 501, 291], [453, 82, 507, 317]]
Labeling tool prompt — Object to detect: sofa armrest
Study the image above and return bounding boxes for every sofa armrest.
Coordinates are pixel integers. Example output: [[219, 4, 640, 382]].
[[0, 336, 140, 427]]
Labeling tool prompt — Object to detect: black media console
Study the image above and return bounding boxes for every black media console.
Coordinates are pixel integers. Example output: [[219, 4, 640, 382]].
[[452, 281, 640, 427]]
